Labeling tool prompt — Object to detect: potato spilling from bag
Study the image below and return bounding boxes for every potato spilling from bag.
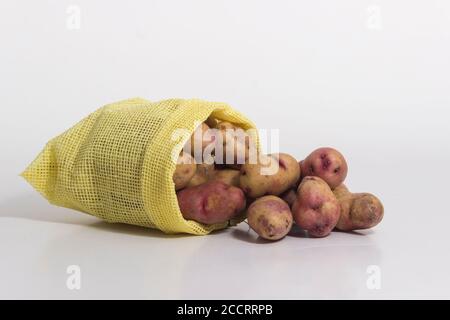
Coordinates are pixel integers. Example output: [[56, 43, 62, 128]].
[[239, 153, 300, 198], [23, 97, 384, 238], [247, 196, 293, 241], [172, 124, 384, 238], [333, 185, 384, 231], [300, 147, 348, 189], [292, 176, 341, 238]]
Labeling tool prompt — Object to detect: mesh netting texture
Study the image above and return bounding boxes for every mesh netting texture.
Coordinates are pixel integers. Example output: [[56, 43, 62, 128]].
[[21, 98, 258, 235]]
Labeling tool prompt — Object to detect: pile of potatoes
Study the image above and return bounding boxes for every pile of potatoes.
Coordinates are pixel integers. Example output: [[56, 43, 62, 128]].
[[174, 120, 384, 240]]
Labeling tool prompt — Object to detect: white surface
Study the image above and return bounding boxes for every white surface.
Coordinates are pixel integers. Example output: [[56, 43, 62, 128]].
[[1, 0, 450, 299]]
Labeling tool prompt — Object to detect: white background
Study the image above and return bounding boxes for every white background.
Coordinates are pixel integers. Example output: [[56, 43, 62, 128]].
[[1, 0, 450, 299]]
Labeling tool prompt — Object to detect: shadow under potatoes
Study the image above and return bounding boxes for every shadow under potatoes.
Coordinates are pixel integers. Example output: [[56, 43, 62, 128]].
[[231, 224, 284, 244], [0, 193, 188, 239]]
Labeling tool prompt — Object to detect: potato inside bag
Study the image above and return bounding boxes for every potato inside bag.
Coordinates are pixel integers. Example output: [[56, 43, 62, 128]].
[[21, 98, 258, 235]]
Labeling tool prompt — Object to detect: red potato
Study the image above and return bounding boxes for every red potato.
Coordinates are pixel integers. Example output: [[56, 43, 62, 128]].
[[292, 176, 340, 238], [173, 152, 197, 191], [177, 181, 246, 225], [300, 147, 348, 189], [247, 196, 293, 241], [333, 185, 384, 231]]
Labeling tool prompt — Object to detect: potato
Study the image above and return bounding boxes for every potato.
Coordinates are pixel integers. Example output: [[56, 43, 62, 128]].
[[333, 184, 350, 199], [354, 194, 383, 230], [185, 122, 215, 161], [239, 153, 300, 198], [216, 121, 236, 131], [205, 116, 219, 128], [300, 147, 348, 189], [247, 196, 293, 241], [239, 154, 276, 198], [268, 153, 301, 195], [211, 169, 240, 187], [292, 176, 340, 238], [333, 185, 384, 231], [173, 152, 196, 191], [177, 181, 246, 225], [186, 163, 215, 188]]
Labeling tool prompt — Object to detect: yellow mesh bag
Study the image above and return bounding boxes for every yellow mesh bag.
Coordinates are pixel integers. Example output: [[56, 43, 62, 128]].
[[21, 98, 258, 235]]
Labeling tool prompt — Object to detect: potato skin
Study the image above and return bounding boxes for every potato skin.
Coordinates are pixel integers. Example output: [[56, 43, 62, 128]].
[[239, 154, 275, 198], [333, 184, 350, 199], [173, 152, 196, 191], [292, 176, 340, 237], [216, 121, 236, 131], [334, 190, 384, 231], [205, 116, 219, 128], [239, 153, 300, 198], [186, 163, 215, 188], [268, 153, 301, 195], [300, 147, 348, 189], [247, 196, 293, 241], [211, 169, 241, 187], [177, 181, 246, 225]]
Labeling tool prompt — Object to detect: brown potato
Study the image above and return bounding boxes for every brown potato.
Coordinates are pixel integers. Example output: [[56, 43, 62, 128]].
[[177, 181, 246, 225], [186, 163, 215, 188], [292, 176, 340, 237], [205, 116, 219, 128], [333, 185, 384, 231], [300, 147, 348, 189], [239, 154, 277, 198], [239, 153, 300, 198], [173, 152, 196, 191], [247, 196, 293, 241], [215, 121, 236, 131], [267, 153, 301, 195], [333, 184, 350, 199], [211, 169, 240, 187]]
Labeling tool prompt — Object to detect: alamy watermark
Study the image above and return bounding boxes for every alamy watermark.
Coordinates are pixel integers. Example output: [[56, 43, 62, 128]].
[[366, 265, 381, 290], [66, 5, 81, 30], [66, 265, 81, 290], [171, 122, 281, 175], [366, 5, 383, 31]]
